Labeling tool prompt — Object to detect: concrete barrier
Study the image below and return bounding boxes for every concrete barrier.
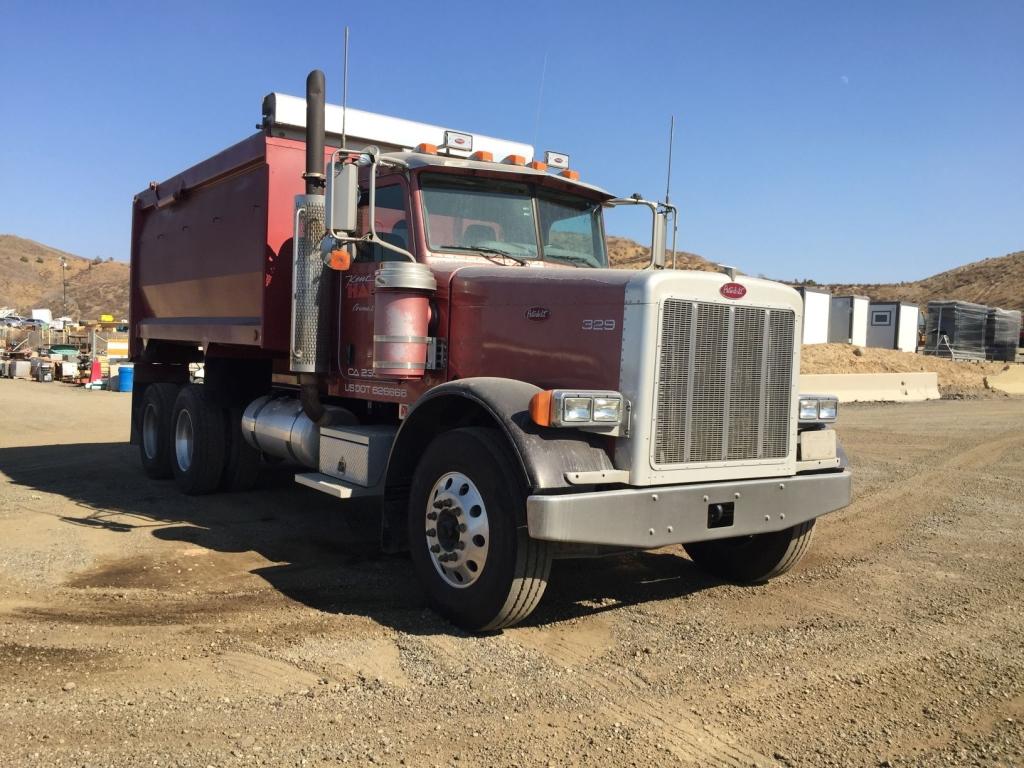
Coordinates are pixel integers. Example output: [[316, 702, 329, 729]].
[[986, 365, 1024, 395], [800, 372, 940, 403]]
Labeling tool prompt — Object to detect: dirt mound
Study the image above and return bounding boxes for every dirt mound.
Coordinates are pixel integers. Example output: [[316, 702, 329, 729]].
[[809, 250, 1024, 313], [0, 235, 129, 322], [801, 343, 1013, 398], [607, 236, 717, 272]]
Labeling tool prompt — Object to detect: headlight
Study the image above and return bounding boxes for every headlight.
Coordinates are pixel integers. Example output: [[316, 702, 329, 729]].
[[592, 397, 622, 422], [799, 398, 820, 420], [562, 397, 594, 422], [529, 390, 626, 428], [799, 395, 839, 423]]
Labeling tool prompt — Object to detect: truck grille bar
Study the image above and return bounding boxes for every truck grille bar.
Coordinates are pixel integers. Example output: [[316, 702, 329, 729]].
[[653, 300, 795, 466]]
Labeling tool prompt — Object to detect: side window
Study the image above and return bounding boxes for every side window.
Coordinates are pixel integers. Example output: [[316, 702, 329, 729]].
[[355, 184, 409, 262], [871, 311, 892, 326]]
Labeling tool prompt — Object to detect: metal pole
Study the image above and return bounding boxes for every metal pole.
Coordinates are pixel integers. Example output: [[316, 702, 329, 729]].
[[60, 257, 67, 317]]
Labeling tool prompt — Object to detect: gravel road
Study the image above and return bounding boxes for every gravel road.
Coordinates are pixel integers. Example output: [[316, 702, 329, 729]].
[[1, 379, 1022, 767]]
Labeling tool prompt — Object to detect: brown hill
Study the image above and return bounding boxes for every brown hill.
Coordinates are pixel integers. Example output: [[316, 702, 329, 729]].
[[0, 235, 129, 322], [810, 250, 1024, 312], [607, 236, 717, 272]]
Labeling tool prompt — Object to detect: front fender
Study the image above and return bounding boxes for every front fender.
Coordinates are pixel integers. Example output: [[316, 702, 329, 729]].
[[379, 377, 617, 553]]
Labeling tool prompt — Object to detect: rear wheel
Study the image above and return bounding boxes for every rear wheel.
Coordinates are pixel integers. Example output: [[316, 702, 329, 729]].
[[138, 383, 179, 479], [408, 427, 551, 632], [683, 519, 816, 583], [171, 384, 227, 496]]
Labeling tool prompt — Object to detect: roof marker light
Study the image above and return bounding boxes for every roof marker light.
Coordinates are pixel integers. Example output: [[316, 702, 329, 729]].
[[502, 154, 526, 166], [416, 143, 438, 155], [529, 160, 548, 171], [559, 169, 580, 181], [470, 150, 494, 162]]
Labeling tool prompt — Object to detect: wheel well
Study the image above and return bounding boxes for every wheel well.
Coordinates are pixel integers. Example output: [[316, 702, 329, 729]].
[[380, 395, 527, 554]]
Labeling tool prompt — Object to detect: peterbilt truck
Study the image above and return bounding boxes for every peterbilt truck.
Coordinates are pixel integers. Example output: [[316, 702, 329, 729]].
[[129, 70, 851, 631]]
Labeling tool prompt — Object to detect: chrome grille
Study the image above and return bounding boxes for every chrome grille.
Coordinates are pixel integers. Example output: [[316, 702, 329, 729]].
[[653, 300, 794, 466]]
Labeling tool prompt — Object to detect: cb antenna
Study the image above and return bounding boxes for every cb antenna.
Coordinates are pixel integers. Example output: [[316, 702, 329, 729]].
[[341, 26, 349, 147], [665, 114, 675, 206], [665, 115, 679, 269]]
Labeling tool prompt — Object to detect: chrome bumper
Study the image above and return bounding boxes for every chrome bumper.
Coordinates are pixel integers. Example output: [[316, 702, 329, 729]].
[[526, 470, 852, 548]]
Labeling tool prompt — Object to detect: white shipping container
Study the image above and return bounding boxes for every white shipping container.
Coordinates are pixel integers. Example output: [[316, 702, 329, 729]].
[[796, 287, 831, 344]]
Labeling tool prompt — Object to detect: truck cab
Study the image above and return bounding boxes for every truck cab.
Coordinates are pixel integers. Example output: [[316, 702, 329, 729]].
[[130, 71, 851, 631]]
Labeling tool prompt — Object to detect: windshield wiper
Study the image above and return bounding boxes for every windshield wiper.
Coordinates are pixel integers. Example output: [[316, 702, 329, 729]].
[[543, 252, 592, 267], [439, 244, 528, 266]]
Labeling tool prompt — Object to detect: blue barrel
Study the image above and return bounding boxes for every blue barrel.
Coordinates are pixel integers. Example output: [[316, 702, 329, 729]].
[[117, 364, 134, 393]]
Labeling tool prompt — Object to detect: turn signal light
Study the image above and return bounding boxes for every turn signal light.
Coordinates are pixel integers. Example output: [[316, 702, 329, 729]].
[[470, 150, 494, 162], [529, 390, 554, 427]]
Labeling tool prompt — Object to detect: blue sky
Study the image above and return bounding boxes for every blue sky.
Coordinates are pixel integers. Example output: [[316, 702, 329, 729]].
[[0, 0, 1020, 283]]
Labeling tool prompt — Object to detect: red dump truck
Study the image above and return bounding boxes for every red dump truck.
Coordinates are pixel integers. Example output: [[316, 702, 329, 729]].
[[130, 71, 851, 630]]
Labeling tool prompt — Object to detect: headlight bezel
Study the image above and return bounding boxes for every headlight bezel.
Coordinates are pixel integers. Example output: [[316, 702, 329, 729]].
[[530, 389, 627, 430], [798, 394, 839, 423]]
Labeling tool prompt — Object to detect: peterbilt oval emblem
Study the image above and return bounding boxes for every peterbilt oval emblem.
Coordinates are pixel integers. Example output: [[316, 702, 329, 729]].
[[720, 282, 747, 299], [525, 307, 550, 321]]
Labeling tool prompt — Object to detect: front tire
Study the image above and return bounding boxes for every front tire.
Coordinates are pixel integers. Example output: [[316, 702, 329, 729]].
[[170, 384, 227, 496], [683, 519, 816, 583], [408, 427, 551, 632]]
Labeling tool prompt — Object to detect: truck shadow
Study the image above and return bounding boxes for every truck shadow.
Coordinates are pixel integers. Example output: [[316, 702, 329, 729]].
[[1, 441, 719, 634]]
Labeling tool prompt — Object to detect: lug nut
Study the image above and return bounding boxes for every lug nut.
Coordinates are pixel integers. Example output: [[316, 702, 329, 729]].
[[456, 541, 465, 550], [458, 523, 467, 532], [430, 544, 440, 553], [432, 500, 444, 510], [426, 528, 436, 537], [427, 511, 438, 520]]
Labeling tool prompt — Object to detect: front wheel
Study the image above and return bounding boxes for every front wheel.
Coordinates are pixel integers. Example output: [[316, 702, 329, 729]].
[[408, 427, 551, 632], [683, 519, 816, 583]]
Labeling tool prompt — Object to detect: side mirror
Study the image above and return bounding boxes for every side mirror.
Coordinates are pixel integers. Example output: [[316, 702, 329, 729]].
[[651, 210, 668, 269], [326, 161, 358, 234]]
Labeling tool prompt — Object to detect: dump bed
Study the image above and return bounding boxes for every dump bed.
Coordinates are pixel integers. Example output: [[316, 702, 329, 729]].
[[130, 133, 330, 358]]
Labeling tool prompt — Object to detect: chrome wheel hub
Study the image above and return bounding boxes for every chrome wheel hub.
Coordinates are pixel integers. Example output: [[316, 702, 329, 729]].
[[426, 471, 489, 588], [174, 409, 194, 472], [142, 403, 159, 460]]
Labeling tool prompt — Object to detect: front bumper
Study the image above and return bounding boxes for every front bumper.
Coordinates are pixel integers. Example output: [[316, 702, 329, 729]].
[[526, 470, 851, 548]]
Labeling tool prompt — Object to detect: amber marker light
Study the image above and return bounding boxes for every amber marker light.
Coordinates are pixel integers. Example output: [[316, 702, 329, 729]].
[[529, 390, 554, 427], [416, 143, 438, 155], [528, 161, 548, 171], [327, 248, 351, 271], [470, 150, 494, 162], [502, 154, 526, 166], [559, 169, 580, 181]]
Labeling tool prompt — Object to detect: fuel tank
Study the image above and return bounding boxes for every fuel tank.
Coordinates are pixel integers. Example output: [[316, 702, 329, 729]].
[[446, 265, 633, 391]]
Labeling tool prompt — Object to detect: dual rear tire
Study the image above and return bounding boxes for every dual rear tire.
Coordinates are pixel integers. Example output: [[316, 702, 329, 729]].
[[138, 383, 259, 495]]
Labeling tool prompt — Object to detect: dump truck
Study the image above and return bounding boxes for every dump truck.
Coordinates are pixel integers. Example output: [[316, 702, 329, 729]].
[[129, 70, 851, 631]]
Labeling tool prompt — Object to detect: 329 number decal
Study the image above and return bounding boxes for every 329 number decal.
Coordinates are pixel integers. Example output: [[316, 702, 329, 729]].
[[582, 319, 616, 331]]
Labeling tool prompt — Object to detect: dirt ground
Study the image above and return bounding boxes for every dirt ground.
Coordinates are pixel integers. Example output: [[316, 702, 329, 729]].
[[1, 380, 1022, 768]]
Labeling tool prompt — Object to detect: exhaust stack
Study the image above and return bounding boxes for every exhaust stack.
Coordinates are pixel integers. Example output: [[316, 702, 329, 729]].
[[291, 70, 328, 377]]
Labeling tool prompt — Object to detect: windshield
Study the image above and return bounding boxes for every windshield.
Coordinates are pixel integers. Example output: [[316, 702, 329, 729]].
[[419, 173, 608, 267]]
